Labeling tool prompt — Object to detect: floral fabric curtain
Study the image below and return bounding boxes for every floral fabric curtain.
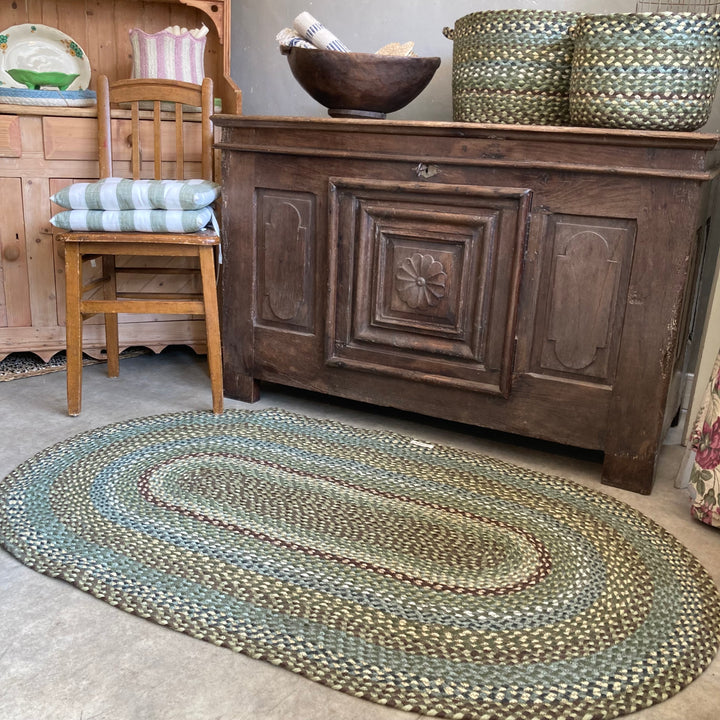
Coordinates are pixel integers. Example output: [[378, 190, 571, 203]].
[[689, 349, 720, 528]]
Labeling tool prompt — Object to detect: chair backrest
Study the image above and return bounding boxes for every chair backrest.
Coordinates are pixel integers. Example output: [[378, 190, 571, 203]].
[[96, 75, 214, 182]]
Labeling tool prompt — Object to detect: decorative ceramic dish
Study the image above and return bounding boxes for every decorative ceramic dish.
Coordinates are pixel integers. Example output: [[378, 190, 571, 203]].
[[0, 87, 96, 107], [0, 23, 91, 91]]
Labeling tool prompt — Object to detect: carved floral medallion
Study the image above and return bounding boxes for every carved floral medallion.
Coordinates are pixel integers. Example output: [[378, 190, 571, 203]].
[[395, 252, 447, 309]]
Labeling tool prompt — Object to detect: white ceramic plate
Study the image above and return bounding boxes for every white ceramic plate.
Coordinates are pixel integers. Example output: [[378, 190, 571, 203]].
[[0, 23, 91, 91]]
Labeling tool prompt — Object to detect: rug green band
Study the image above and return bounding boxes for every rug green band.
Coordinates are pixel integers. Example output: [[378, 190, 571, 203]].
[[1, 408, 718, 720]]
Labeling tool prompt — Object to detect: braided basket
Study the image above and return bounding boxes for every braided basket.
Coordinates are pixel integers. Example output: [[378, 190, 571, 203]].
[[443, 10, 581, 125], [569, 12, 720, 131]]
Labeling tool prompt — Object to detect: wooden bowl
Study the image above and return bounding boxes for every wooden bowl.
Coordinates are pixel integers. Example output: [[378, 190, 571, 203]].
[[285, 47, 441, 119]]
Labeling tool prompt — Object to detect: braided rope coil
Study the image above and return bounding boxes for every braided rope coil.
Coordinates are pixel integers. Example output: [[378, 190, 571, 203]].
[[444, 10, 582, 125], [569, 12, 720, 130]]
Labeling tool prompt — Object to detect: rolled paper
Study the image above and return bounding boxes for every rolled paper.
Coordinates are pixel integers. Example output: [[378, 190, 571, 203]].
[[293, 11, 350, 52], [276, 27, 316, 50]]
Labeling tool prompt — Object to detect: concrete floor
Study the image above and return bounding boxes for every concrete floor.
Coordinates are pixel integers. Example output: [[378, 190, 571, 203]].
[[1, 346, 719, 720]]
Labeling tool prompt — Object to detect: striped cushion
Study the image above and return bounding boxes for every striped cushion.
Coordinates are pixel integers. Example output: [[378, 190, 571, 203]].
[[50, 207, 214, 233], [51, 178, 221, 211]]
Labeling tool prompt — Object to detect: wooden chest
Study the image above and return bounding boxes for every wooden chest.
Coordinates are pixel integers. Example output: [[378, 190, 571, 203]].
[[215, 116, 720, 494]]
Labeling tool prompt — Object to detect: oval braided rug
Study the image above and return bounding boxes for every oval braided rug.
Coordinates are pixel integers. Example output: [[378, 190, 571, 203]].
[[1, 408, 719, 720]]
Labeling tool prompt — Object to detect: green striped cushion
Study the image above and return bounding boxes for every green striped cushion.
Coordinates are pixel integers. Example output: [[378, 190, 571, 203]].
[[51, 178, 221, 210], [50, 207, 214, 233]]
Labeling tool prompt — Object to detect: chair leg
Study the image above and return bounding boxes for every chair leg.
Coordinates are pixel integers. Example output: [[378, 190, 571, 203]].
[[199, 246, 224, 413], [64, 242, 83, 416], [103, 255, 120, 378]]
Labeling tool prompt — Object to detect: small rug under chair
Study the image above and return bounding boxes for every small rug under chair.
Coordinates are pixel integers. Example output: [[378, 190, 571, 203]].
[[0, 348, 148, 381], [1, 408, 718, 720]]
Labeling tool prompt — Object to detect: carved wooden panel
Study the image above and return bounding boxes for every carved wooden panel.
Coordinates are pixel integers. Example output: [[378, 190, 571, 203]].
[[534, 215, 635, 383], [327, 178, 531, 396], [256, 190, 315, 332], [355, 206, 489, 354]]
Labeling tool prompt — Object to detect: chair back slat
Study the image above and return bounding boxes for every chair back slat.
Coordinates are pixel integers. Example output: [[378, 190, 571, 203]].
[[97, 75, 112, 178], [201, 79, 213, 179], [174, 102, 185, 179], [131, 101, 141, 179], [153, 102, 163, 179]]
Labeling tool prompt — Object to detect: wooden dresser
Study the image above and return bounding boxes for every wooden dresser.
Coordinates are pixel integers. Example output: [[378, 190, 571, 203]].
[[0, 0, 239, 362], [215, 116, 720, 495]]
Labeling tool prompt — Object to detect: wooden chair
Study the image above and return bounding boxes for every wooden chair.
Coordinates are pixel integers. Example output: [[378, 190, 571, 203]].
[[59, 75, 223, 415]]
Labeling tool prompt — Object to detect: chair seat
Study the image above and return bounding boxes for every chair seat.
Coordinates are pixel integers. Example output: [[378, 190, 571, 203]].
[[61, 228, 220, 246]]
